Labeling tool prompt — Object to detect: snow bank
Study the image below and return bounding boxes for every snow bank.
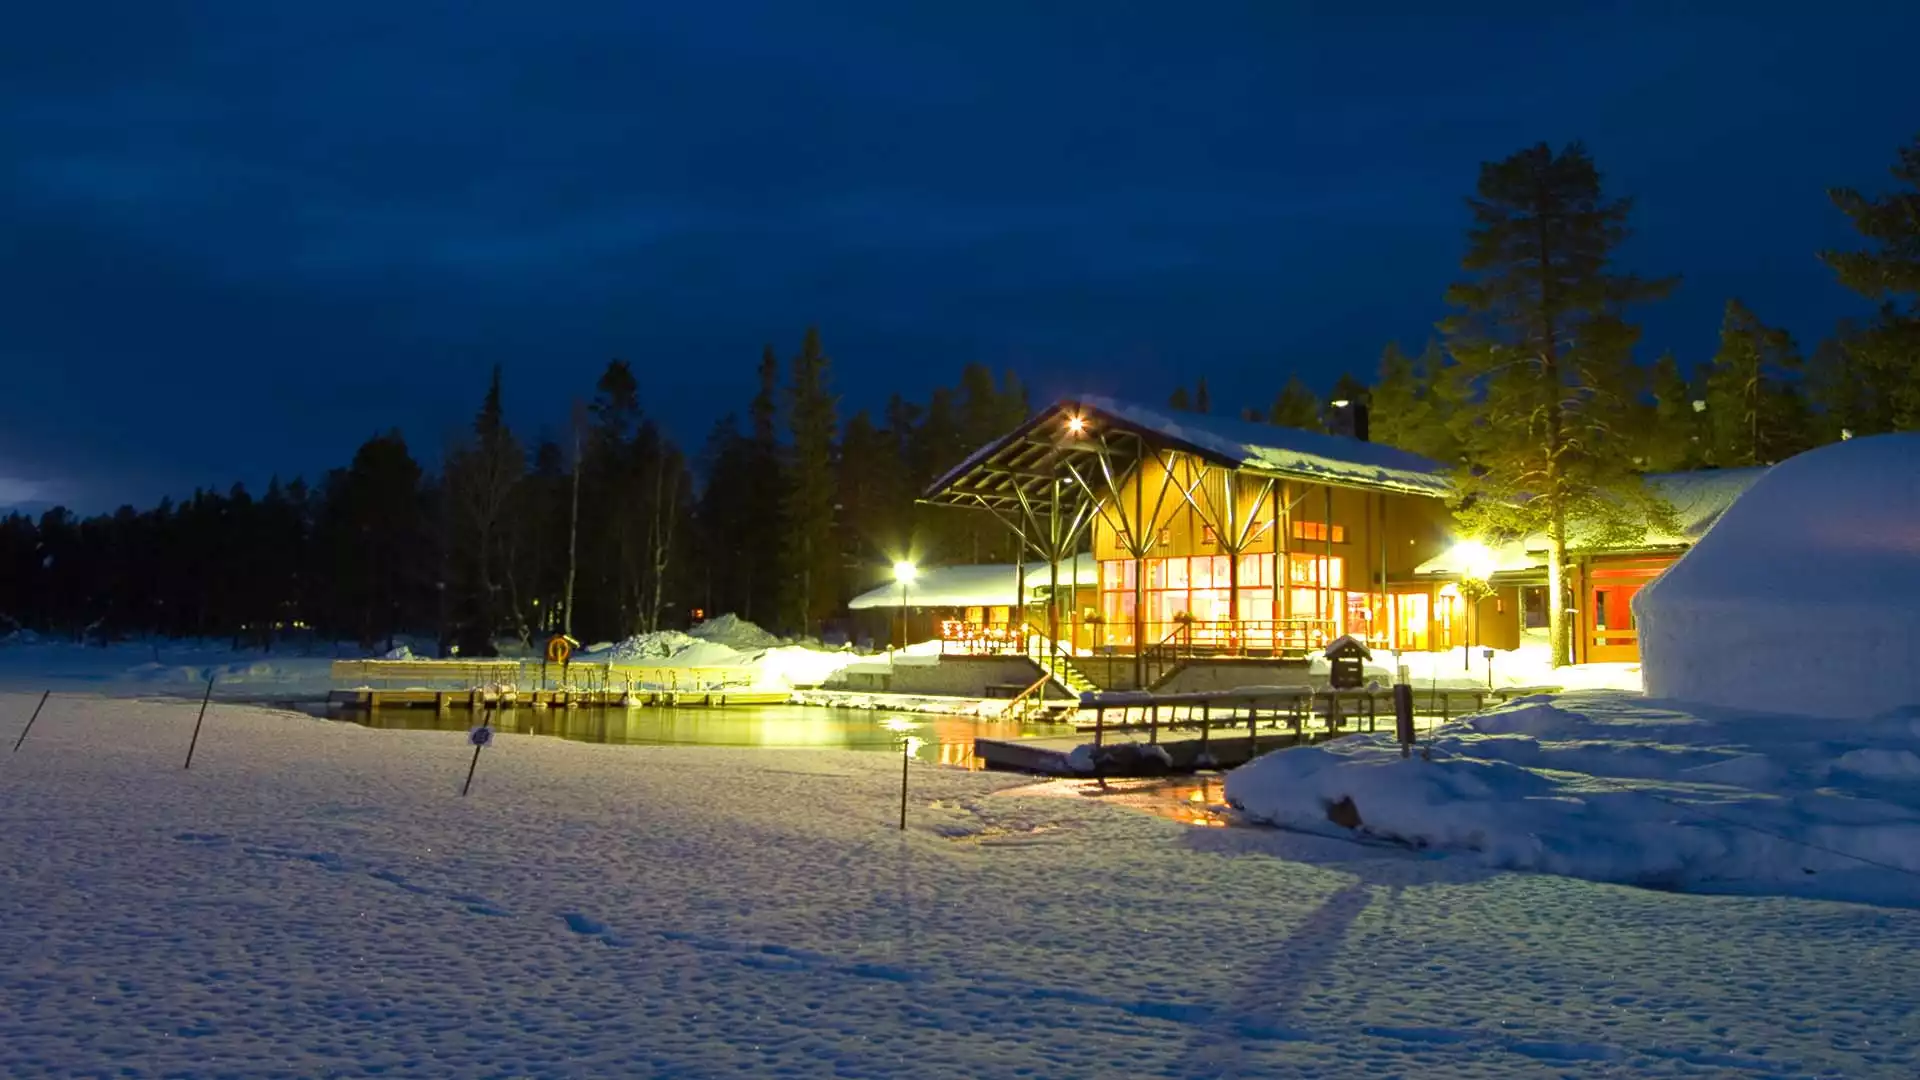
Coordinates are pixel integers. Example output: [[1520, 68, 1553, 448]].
[[688, 614, 782, 651], [589, 631, 748, 667], [1636, 432, 1920, 720], [1309, 641, 1641, 692], [582, 624, 866, 691], [1224, 690, 1920, 906]]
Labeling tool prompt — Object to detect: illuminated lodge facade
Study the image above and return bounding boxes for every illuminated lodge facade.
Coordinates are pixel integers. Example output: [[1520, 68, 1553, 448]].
[[923, 397, 1757, 681], [924, 397, 1510, 683]]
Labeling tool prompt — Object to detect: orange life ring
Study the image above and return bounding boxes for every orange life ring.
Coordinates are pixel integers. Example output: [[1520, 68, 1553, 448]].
[[545, 636, 573, 665]]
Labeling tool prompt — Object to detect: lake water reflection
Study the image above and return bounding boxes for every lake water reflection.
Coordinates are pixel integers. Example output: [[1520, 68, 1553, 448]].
[[347, 704, 1068, 769]]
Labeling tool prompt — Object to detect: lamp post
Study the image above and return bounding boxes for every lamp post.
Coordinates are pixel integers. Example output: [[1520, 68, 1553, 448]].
[[892, 561, 917, 652]]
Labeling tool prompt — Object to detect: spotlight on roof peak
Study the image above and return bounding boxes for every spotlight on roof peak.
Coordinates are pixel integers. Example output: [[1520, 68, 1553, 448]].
[[1065, 414, 1087, 435]]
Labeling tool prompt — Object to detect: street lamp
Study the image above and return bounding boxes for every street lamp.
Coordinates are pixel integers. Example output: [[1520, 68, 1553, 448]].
[[893, 561, 917, 651]]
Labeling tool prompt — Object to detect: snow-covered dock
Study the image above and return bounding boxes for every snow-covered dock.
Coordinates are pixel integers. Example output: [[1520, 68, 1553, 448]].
[[327, 686, 793, 710]]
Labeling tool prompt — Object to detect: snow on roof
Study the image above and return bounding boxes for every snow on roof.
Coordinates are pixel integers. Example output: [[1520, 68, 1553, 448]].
[[1070, 395, 1452, 497], [847, 554, 1098, 610], [1412, 466, 1771, 576], [1636, 433, 1920, 719]]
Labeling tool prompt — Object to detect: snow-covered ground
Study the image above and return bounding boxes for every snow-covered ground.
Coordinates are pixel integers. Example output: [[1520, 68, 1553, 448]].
[[1227, 690, 1920, 908], [0, 638, 340, 700], [0, 616, 880, 701], [2, 693, 1915, 1077]]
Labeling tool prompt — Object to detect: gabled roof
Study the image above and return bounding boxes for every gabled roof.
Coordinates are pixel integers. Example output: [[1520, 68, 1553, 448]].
[[1413, 465, 1771, 576], [925, 395, 1451, 512]]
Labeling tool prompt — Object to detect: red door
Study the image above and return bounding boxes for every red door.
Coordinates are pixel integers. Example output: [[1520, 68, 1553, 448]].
[[1583, 557, 1674, 663]]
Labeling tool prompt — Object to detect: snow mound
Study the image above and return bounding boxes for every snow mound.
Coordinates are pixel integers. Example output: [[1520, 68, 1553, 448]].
[[1224, 690, 1920, 906], [591, 631, 749, 667], [688, 614, 782, 651], [1635, 433, 1920, 720], [382, 644, 415, 660]]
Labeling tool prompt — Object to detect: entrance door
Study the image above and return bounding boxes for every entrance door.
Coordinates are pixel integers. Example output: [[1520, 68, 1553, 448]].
[[1583, 558, 1674, 663]]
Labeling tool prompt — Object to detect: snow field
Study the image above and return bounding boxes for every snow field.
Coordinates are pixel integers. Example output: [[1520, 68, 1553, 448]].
[[2, 693, 1917, 1077]]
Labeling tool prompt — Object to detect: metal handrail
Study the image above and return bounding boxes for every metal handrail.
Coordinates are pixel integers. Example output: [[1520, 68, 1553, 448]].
[[1000, 671, 1055, 722]]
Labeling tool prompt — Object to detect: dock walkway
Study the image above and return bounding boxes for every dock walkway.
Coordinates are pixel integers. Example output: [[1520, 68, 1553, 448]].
[[975, 683, 1561, 776]]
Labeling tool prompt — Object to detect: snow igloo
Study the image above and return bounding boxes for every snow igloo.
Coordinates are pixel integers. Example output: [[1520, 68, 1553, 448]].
[[1634, 432, 1920, 720]]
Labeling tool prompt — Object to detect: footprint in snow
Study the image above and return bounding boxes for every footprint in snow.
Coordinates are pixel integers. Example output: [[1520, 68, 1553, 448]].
[[560, 912, 632, 947]]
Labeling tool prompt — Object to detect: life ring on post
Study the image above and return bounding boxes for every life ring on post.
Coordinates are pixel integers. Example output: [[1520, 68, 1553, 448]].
[[545, 635, 574, 666]]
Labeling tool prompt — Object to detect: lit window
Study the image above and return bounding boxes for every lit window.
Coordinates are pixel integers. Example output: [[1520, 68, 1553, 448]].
[[1291, 521, 1346, 543]]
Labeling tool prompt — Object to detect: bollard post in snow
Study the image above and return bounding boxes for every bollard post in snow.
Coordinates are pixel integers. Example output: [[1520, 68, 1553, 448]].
[[1393, 683, 1416, 758], [12, 690, 52, 753], [183, 675, 217, 769]]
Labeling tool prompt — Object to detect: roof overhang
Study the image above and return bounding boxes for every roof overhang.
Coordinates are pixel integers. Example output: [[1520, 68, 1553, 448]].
[[923, 396, 1451, 513]]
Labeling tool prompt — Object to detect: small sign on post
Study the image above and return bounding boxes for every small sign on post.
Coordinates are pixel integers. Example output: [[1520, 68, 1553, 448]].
[[462, 714, 494, 797]]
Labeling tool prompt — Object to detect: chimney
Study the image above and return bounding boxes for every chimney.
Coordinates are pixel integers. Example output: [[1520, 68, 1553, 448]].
[[1328, 399, 1370, 442]]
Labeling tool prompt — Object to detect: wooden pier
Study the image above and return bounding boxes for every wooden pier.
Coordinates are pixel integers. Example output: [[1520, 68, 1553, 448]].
[[975, 683, 1561, 776], [326, 659, 792, 711]]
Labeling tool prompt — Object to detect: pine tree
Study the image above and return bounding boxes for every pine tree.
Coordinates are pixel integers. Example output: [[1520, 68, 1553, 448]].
[[1440, 141, 1676, 666], [1817, 133, 1920, 431], [1699, 300, 1810, 467], [1194, 377, 1211, 414], [317, 431, 428, 650], [742, 346, 787, 624], [1268, 375, 1321, 430], [444, 365, 524, 653], [1167, 386, 1192, 412], [1641, 352, 1705, 472], [783, 327, 839, 636], [1368, 341, 1456, 460]]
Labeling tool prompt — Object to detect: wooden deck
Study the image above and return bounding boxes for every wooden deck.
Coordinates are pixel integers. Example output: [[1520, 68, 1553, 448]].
[[977, 683, 1562, 776], [328, 659, 791, 710], [326, 687, 792, 711]]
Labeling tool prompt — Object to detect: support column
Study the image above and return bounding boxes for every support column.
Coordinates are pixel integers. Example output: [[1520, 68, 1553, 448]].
[[1133, 458, 1147, 688], [1324, 485, 1335, 641], [1048, 478, 1062, 651]]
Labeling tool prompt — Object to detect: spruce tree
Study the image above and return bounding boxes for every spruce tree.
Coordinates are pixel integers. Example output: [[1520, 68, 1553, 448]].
[[743, 346, 787, 624], [1700, 300, 1810, 466], [1368, 341, 1456, 460], [1818, 133, 1920, 431], [1641, 352, 1705, 472], [444, 365, 524, 652], [1167, 386, 1192, 412], [1439, 141, 1675, 666], [1194, 377, 1212, 414], [783, 327, 839, 636], [1267, 375, 1321, 430]]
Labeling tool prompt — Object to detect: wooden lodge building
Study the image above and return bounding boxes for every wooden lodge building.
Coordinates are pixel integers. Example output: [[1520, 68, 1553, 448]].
[[919, 396, 1761, 685]]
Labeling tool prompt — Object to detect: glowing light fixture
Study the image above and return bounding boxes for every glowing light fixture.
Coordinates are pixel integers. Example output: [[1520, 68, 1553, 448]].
[[892, 560, 918, 584], [1066, 414, 1087, 435], [1329, 399, 1351, 408], [1448, 539, 1499, 583]]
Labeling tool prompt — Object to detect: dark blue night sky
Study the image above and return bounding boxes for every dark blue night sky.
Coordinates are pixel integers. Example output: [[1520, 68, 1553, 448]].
[[3, 3, 1915, 510]]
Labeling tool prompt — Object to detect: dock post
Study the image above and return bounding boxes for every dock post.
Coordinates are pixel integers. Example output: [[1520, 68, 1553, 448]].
[[1149, 702, 1158, 745], [1198, 702, 1210, 755], [1094, 706, 1105, 747]]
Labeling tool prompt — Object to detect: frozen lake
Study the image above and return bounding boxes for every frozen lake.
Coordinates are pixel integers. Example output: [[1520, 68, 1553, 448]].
[[341, 703, 1069, 768]]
